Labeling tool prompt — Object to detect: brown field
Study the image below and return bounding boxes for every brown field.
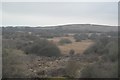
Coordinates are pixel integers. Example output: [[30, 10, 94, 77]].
[[48, 36, 75, 43], [58, 40, 94, 54], [48, 36, 94, 55]]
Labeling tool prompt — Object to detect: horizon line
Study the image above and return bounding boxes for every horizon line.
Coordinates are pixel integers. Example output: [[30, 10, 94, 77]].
[[1, 23, 118, 27]]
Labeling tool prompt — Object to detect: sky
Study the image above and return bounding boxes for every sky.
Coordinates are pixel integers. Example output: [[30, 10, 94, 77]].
[[1, 2, 118, 27]]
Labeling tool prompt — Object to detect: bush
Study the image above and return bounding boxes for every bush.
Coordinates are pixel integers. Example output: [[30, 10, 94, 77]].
[[89, 33, 98, 40], [80, 61, 118, 78], [81, 37, 118, 78], [69, 49, 75, 56], [65, 60, 80, 78], [59, 38, 72, 45], [83, 37, 110, 55], [73, 33, 88, 42], [84, 37, 118, 62], [2, 49, 29, 78], [23, 39, 61, 57], [102, 41, 118, 62]]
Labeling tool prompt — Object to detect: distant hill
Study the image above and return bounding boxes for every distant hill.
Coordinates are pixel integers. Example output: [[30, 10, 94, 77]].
[[3, 24, 118, 33], [50, 24, 118, 32]]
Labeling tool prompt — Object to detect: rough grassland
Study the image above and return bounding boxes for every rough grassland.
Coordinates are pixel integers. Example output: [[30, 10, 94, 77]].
[[48, 36, 94, 54], [58, 40, 94, 54]]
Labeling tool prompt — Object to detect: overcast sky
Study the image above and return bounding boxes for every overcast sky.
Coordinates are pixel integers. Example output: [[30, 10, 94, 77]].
[[2, 2, 118, 26]]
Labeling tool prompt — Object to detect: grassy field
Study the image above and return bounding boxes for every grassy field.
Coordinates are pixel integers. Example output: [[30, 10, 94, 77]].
[[48, 36, 94, 55]]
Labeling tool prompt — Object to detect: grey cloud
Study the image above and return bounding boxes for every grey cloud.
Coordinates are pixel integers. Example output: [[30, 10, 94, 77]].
[[2, 2, 118, 26]]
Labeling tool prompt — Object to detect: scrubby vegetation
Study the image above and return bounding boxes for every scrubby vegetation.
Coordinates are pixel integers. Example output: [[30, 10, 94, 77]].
[[65, 60, 80, 78], [2, 26, 118, 78], [2, 49, 29, 78], [23, 39, 61, 57], [59, 39, 72, 45], [73, 33, 88, 42], [3, 33, 61, 57], [80, 37, 118, 78], [81, 61, 118, 78]]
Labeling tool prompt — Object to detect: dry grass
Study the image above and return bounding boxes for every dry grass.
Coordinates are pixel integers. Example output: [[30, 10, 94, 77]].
[[58, 40, 94, 54], [48, 36, 75, 44], [48, 36, 94, 55]]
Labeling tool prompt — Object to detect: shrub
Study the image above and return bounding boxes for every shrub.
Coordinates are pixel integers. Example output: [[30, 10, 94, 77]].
[[81, 37, 118, 78], [65, 60, 80, 78], [73, 33, 88, 42], [69, 49, 75, 56], [23, 39, 61, 57], [83, 37, 110, 55], [59, 38, 72, 45], [80, 61, 118, 78], [102, 41, 118, 62], [2, 49, 29, 78], [88, 33, 98, 40]]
